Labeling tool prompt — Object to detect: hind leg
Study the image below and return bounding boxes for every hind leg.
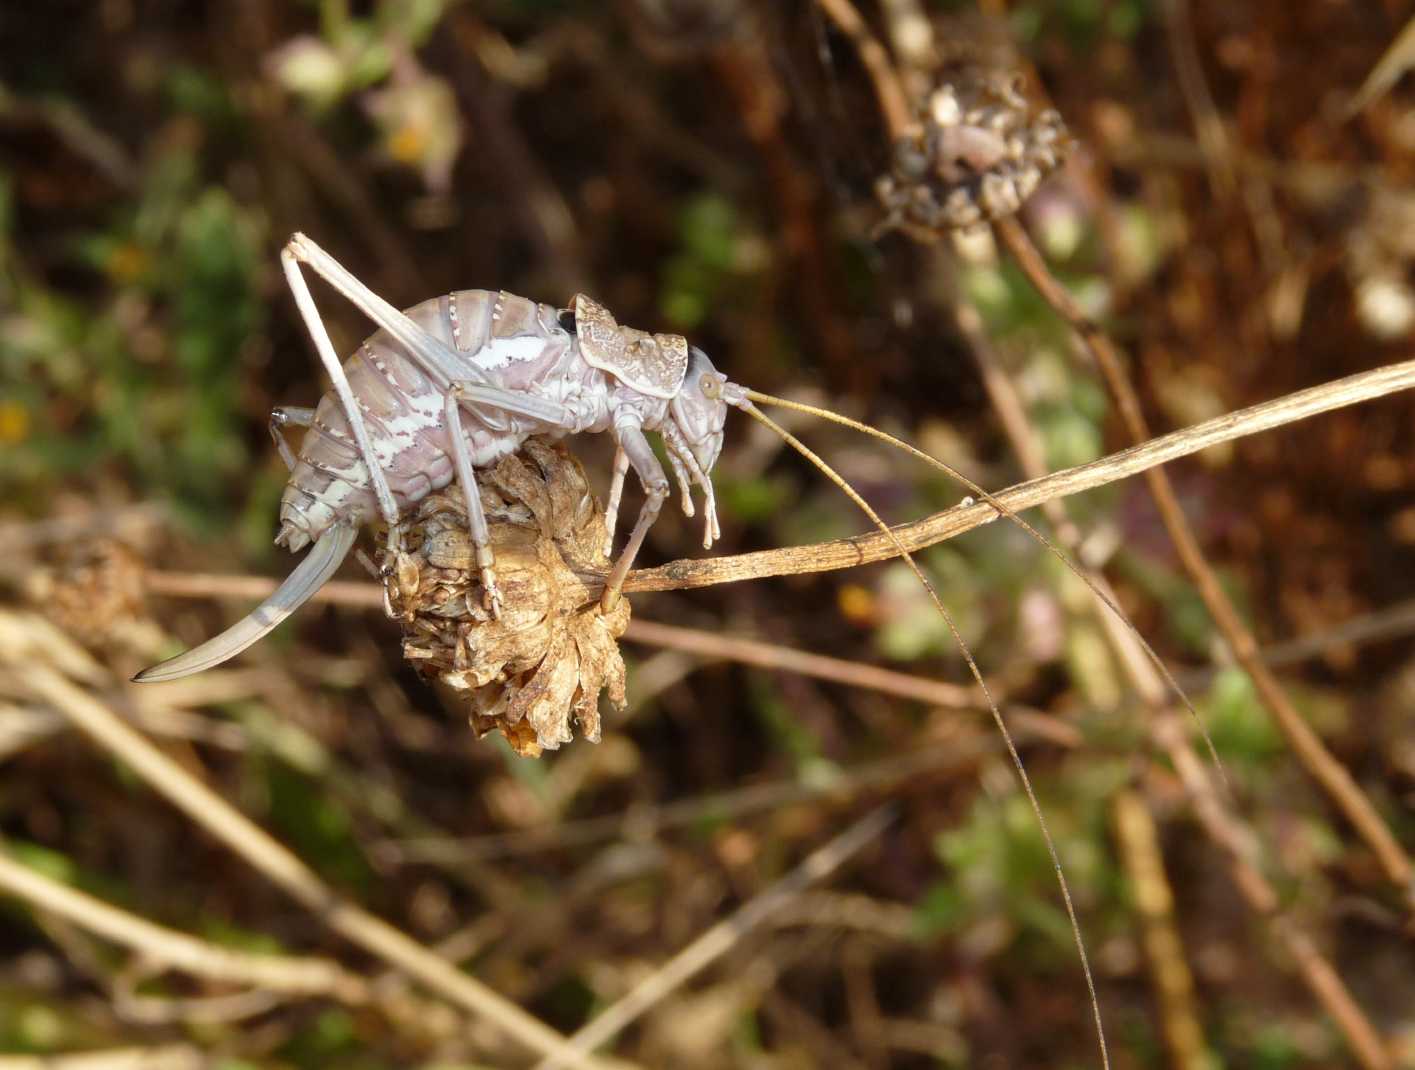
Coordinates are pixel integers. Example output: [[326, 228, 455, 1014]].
[[280, 246, 404, 554]]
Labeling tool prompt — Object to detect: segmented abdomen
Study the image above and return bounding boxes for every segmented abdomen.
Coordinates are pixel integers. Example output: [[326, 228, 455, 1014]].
[[277, 290, 570, 549]]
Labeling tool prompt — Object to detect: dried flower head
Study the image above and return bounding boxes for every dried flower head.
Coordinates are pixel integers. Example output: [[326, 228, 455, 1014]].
[[26, 539, 149, 648], [877, 69, 1072, 233], [383, 439, 630, 758]]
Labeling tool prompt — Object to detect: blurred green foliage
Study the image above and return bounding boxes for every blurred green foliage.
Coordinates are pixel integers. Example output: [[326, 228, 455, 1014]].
[[919, 775, 1125, 962], [4, 150, 264, 532]]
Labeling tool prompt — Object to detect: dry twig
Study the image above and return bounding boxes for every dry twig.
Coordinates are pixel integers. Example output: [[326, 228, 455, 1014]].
[[0, 847, 368, 1004], [621, 357, 1415, 593], [813, 0, 914, 140], [532, 805, 897, 1070], [0, 1048, 208, 1070], [9, 650, 617, 1070], [137, 360, 1415, 605], [1111, 789, 1210, 1070]]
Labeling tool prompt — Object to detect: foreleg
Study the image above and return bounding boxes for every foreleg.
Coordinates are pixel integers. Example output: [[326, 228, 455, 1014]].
[[269, 405, 314, 471], [663, 447, 695, 520], [660, 422, 720, 549], [600, 420, 670, 612], [602, 446, 629, 559], [280, 248, 404, 553]]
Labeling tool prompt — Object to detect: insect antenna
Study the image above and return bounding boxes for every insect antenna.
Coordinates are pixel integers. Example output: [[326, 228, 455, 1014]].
[[741, 388, 1228, 789], [733, 398, 1111, 1070]]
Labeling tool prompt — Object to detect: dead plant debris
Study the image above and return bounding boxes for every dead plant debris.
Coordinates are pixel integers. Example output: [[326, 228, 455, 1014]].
[[876, 69, 1072, 233], [382, 439, 629, 757]]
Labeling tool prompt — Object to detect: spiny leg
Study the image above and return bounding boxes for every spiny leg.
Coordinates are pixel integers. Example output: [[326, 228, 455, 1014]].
[[285, 232, 470, 392], [444, 388, 502, 618], [664, 447, 695, 517], [288, 236, 573, 425], [600, 421, 669, 612], [269, 405, 314, 472], [660, 422, 720, 548], [437, 377, 579, 615], [281, 246, 404, 556], [602, 445, 629, 560]]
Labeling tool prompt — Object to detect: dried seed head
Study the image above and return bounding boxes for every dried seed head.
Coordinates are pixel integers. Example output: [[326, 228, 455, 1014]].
[[383, 439, 630, 758], [877, 68, 1073, 234], [26, 539, 149, 648]]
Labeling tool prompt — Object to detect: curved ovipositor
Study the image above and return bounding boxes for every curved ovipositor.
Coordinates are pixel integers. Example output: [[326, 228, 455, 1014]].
[[132, 522, 357, 683]]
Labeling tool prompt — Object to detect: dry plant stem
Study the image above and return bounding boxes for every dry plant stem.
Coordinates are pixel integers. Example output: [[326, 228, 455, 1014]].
[[623, 619, 1079, 747], [1158, 0, 1284, 286], [0, 1047, 207, 1070], [1345, 17, 1415, 117], [736, 402, 1111, 1070], [961, 301, 1393, 1068], [1111, 790, 1210, 1070], [959, 308, 1215, 1069], [622, 356, 1415, 594], [0, 847, 368, 1003], [878, 0, 935, 107], [144, 574, 384, 608], [140, 574, 1077, 747], [813, 0, 914, 140], [624, 619, 974, 707], [532, 805, 897, 1070], [995, 216, 1415, 910], [743, 388, 1226, 787], [1151, 715, 1395, 1070], [138, 361, 1415, 605], [1160, 0, 1236, 201], [19, 666, 615, 1070]]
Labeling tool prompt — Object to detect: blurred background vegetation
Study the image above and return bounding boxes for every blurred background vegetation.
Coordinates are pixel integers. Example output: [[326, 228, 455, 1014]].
[[2, 1, 1414, 1067]]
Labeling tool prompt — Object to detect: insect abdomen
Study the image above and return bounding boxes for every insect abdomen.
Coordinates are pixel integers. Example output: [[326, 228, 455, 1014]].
[[279, 296, 455, 548], [276, 290, 569, 549]]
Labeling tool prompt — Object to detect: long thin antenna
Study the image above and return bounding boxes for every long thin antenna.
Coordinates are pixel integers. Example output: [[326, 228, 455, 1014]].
[[734, 399, 1110, 1070], [744, 388, 1228, 788]]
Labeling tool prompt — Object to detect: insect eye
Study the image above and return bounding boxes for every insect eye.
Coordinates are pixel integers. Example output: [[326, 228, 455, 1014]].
[[699, 374, 722, 399]]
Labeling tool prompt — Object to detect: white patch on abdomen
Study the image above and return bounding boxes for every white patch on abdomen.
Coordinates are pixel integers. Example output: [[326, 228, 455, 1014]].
[[472, 335, 547, 371]]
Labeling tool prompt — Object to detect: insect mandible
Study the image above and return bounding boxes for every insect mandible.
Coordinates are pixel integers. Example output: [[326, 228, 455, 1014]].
[[136, 233, 748, 682]]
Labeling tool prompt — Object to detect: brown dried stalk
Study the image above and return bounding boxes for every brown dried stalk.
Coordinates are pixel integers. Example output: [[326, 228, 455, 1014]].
[[814, 0, 914, 141], [0, 848, 369, 1005], [619, 357, 1415, 593], [142, 359, 1415, 644], [1111, 790, 1209, 1070]]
